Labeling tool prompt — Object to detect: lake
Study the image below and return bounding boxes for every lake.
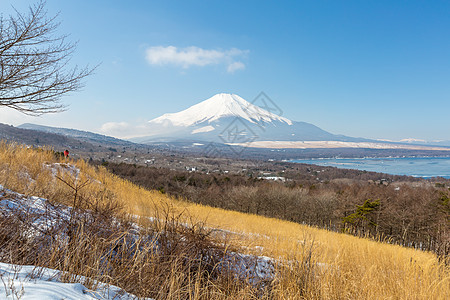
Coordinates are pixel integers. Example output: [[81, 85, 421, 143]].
[[291, 156, 450, 179]]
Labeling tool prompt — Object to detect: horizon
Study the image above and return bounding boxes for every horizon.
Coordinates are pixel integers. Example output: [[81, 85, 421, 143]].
[[2, 0, 450, 142]]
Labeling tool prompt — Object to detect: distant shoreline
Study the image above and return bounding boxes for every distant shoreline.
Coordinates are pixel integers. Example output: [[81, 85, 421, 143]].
[[228, 140, 450, 151], [287, 155, 450, 160], [290, 156, 450, 179]]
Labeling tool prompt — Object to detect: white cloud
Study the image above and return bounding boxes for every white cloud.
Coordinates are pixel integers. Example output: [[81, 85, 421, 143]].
[[99, 121, 154, 139], [145, 46, 248, 73], [100, 121, 130, 131], [99, 122, 133, 137], [227, 61, 245, 73]]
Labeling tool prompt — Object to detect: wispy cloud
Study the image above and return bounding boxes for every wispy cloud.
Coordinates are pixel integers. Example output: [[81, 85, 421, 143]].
[[99, 121, 152, 139], [145, 46, 248, 73], [100, 122, 132, 135], [227, 61, 246, 73]]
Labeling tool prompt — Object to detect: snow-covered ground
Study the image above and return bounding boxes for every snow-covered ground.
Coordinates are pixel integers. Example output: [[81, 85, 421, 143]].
[[0, 178, 276, 298], [0, 185, 71, 236], [0, 262, 146, 300], [0, 184, 143, 299]]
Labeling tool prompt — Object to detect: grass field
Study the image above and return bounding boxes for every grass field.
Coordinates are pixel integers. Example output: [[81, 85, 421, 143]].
[[0, 142, 448, 299]]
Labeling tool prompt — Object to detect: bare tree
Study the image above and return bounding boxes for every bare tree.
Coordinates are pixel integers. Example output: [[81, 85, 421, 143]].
[[0, 1, 93, 115]]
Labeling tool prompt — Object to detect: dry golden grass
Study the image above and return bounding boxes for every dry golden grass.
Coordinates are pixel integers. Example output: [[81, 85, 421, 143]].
[[0, 141, 448, 299]]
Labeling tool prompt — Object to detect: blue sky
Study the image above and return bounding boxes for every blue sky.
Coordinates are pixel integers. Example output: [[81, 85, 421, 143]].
[[1, 0, 450, 141]]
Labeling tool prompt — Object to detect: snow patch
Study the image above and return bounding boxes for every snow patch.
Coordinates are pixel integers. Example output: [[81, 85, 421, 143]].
[[44, 163, 80, 180], [0, 262, 147, 300], [191, 125, 215, 134], [257, 176, 286, 182], [225, 252, 275, 285], [0, 186, 71, 238], [399, 138, 427, 143]]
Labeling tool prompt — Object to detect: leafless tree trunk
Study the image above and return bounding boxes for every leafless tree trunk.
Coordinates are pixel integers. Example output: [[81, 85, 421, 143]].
[[0, 1, 93, 115]]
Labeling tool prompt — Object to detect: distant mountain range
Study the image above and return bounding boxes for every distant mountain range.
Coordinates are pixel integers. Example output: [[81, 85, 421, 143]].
[[128, 93, 450, 151], [386, 138, 450, 148], [2, 93, 448, 156], [2, 121, 449, 161]]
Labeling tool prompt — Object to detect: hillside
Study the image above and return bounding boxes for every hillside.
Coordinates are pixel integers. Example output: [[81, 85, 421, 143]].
[[19, 123, 140, 147], [0, 123, 178, 164], [99, 160, 449, 256], [0, 123, 95, 150], [0, 142, 448, 299]]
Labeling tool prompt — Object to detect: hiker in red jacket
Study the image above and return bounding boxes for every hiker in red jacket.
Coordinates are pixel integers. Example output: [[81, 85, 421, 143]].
[[64, 149, 69, 158]]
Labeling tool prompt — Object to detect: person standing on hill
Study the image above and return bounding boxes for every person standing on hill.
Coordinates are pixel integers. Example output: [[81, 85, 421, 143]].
[[64, 150, 69, 158]]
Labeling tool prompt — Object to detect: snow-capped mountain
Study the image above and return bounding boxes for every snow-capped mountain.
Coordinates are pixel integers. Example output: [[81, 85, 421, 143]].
[[150, 93, 292, 127], [132, 93, 364, 144]]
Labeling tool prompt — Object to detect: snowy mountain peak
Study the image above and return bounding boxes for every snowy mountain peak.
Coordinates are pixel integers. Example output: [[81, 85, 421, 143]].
[[149, 93, 292, 127]]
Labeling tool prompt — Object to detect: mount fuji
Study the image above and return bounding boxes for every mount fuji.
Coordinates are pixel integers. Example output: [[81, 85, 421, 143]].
[[131, 93, 362, 144], [151, 93, 293, 127]]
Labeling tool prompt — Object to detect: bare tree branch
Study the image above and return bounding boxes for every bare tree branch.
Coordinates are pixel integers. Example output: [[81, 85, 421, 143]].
[[0, 1, 95, 115]]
